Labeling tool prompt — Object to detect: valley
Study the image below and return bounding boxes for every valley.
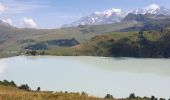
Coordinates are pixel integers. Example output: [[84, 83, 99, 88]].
[[0, 4, 170, 58], [0, 2, 170, 100]]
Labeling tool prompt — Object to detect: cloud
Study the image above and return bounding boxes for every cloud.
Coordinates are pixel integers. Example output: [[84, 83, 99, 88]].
[[0, 3, 7, 13], [2, 18, 13, 25], [0, 0, 49, 14], [23, 17, 37, 28]]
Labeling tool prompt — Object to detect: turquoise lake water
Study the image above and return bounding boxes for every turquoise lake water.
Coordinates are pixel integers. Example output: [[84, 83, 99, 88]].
[[0, 56, 170, 98]]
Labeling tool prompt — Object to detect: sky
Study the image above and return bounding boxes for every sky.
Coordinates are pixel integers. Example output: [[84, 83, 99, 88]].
[[0, 0, 170, 29]]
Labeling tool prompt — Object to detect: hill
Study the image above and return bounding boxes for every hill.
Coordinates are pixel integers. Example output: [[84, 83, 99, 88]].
[[1, 13, 170, 58], [0, 85, 103, 100], [121, 13, 170, 32], [0, 21, 135, 58], [72, 30, 170, 58], [0, 80, 164, 100], [24, 29, 170, 58]]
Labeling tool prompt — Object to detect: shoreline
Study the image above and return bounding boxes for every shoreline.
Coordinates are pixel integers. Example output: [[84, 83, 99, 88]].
[[1, 54, 170, 59]]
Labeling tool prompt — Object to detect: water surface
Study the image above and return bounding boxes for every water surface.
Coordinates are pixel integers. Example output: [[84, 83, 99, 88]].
[[0, 56, 170, 98]]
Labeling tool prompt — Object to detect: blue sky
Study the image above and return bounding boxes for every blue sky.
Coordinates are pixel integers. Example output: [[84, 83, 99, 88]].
[[0, 0, 170, 28]]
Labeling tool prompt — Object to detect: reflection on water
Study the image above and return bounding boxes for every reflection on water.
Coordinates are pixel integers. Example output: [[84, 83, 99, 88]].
[[79, 57, 170, 76], [0, 56, 170, 98]]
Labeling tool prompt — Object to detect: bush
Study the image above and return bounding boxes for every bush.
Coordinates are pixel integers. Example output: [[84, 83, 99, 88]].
[[18, 84, 30, 91], [159, 98, 165, 100]]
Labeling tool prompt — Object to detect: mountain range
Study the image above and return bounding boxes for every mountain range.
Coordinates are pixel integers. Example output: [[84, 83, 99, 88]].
[[0, 4, 170, 58], [64, 4, 170, 27]]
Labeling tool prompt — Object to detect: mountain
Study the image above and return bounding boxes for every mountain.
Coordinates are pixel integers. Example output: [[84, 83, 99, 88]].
[[64, 8, 127, 27], [0, 20, 16, 43], [122, 13, 152, 22], [64, 4, 170, 27], [73, 30, 170, 58], [0, 18, 135, 58], [0, 20, 15, 29], [121, 13, 170, 32], [132, 4, 170, 15], [1, 4, 170, 58], [122, 13, 169, 22]]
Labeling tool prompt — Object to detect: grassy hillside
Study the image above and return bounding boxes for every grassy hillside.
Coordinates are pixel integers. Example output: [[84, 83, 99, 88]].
[[0, 22, 135, 58], [0, 80, 163, 100], [0, 80, 103, 100], [0, 85, 156, 100], [0, 85, 103, 100], [26, 29, 170, 58], [1, 18, 170, 58], [0, 85, 159, 100], [72, 30, 170, 57]]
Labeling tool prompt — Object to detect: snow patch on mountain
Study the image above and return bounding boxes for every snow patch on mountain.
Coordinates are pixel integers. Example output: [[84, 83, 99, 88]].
[[64, 8, 127, 27], [64, 4, 170, 27], [132, 4, 170, 15]]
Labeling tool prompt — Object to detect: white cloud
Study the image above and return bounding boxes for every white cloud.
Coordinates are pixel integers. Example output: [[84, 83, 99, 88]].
[[0, 3, 7, 13], [0, 0, 49, 14], [2, 18, 13, 25], [23, 17, 37, 28]]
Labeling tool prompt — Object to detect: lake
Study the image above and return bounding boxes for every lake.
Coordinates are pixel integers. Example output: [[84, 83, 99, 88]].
[[0, 56, 170, 98]]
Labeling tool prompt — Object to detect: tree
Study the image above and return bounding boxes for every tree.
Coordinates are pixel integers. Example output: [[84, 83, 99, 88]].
[[10, 81, 17, 87], [18, 84, 30, 91], [160, 28, 164, 33], [31, 50, 37, 56], [138, 31, 145, 41], [0, 80, 16, 87], [151, 96, 158, 100], [3, 80, 10, 86], [129, 93, 136, 98], [42, 51, 45, 55], [104, 94, 114, 99], [37, 87, 41, 92], [0, 81, 2, 85], [139, 31, 144, 37], [81, 91, 88, 96], [65, 91, 68, 94]]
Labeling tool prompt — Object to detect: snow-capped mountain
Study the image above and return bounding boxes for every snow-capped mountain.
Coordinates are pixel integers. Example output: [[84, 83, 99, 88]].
[[132, 4, 170, 15], [64, 8, 127, 27], [64, 4, 170, 27]]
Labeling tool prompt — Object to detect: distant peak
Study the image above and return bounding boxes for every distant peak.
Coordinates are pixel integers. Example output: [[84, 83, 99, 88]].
[[146, 4, 160, 10], [94, 11, 101, 15], [132, 4, 166, 15], [110, 8, 122, 13], [104, 8, 123, 14], [64, 4, 170, 27], [94, 8, 123, 15]]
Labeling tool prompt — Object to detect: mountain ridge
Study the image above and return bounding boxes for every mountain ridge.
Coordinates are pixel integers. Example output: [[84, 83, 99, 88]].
[[64, 4, 170, 27], [132, 4, 170, 15], [63, 8, 127, 27]]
